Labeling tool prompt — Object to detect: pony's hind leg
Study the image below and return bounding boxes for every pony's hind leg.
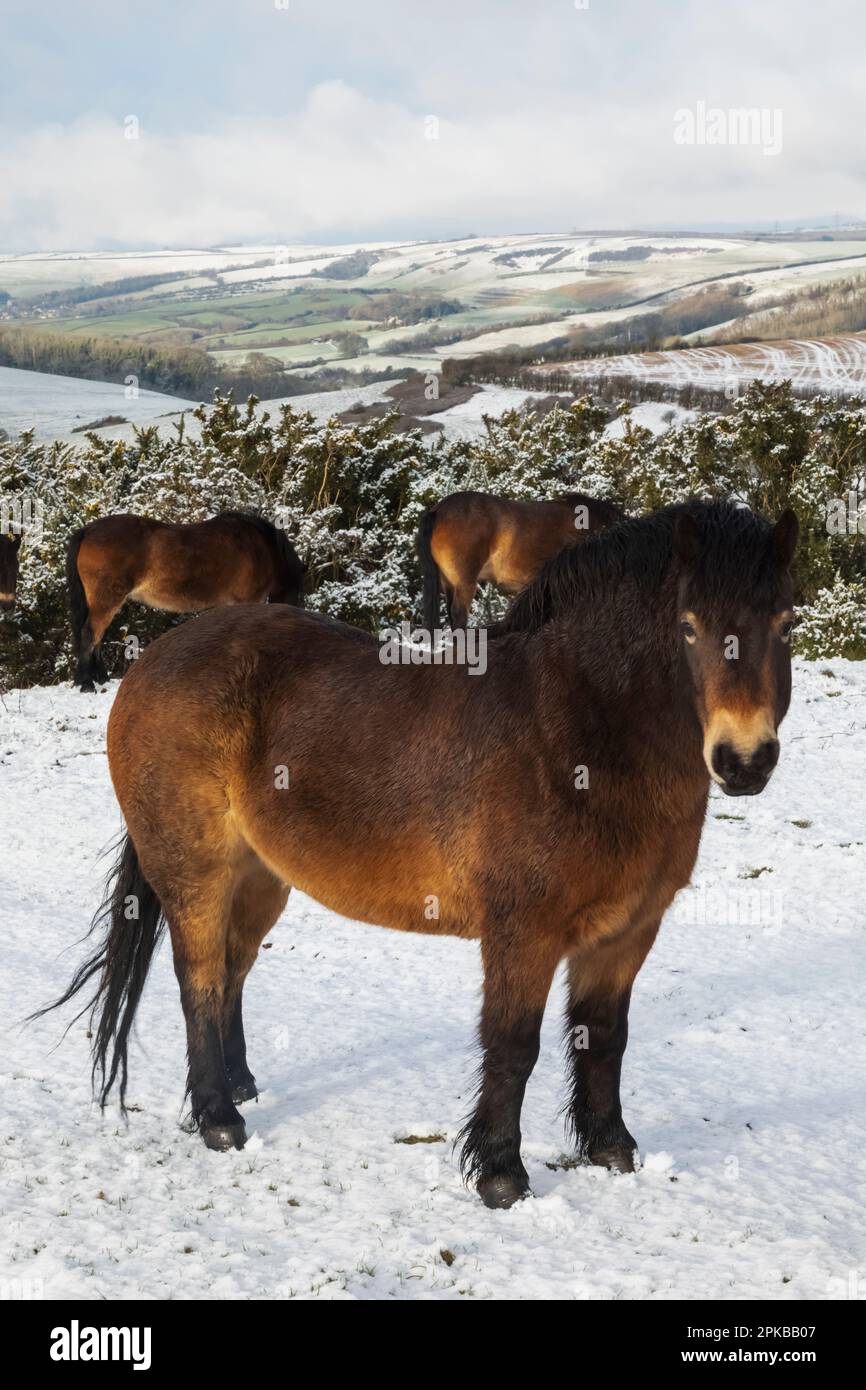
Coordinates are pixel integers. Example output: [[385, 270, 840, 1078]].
[[222, 856, 291, 1104], [157, 861, 246, 1151], [564, 920, 660, 1172], [459, 927, 562, 1208]]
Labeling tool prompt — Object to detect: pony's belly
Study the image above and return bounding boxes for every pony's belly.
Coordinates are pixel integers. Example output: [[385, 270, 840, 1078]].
[[129, 580, 265, 613], [291, 869, 478, 940], [236, 803, 479, 939], [128, 581, 197, 614], [478, 556, 532, 591]]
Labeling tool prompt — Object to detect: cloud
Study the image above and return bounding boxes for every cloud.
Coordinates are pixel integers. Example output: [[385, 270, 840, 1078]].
[[0, 0, 864, 249]]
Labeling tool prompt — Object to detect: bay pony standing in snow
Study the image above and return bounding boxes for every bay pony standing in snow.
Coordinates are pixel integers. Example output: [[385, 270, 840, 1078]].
[[43, 501, 797, 1208]]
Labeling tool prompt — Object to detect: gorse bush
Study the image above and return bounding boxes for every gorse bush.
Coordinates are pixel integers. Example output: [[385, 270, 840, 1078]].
[[1, 380, 864, 690]]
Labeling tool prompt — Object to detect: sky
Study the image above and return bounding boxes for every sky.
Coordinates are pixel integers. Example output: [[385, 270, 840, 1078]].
[[0, 0, 864, 252]]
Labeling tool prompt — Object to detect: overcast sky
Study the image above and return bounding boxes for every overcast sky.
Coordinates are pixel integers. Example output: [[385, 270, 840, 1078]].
[[0, 0, 863, 251]]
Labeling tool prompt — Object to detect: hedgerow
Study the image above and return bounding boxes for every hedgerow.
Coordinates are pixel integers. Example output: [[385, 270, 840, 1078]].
[[1, 380, 864, 690]]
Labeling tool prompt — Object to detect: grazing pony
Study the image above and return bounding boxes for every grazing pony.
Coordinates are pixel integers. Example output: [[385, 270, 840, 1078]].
[[66, 510, 305, 690], [417, 489, 622, 630], [40, 501, 797, 1208], [0, 529, 21, 614]]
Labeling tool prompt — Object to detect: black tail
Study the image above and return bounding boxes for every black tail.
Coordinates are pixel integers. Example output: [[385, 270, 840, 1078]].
[[29, 833, 165, 1111], [416, 508, 440, 632], [66, 526, 90, 662]]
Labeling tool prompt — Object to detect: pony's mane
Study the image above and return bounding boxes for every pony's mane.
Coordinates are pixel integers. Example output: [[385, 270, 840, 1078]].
[[217, 510, 305, 576], [556, 492, 623, 524], [501, 500, 776, 633]]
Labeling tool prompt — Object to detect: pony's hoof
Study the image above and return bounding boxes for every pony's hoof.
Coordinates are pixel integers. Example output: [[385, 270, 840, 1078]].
[[78, 681, 96, 694], [589, 1145, 636, 1173], [477, 1174, 531, 1209], [230, 1080, 258, 1105], [201, 1120, 247, 1152]]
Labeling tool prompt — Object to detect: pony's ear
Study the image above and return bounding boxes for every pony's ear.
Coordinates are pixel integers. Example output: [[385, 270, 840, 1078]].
[[673, 512, 701, 568], [11, 531, 22, 550], [772, 508, 798, 570]]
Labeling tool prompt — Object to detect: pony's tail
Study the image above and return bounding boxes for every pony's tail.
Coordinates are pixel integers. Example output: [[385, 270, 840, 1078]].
[[416, 508, 440, 633], [65, 526, 90, 662], [28, 833, 165, 1112]]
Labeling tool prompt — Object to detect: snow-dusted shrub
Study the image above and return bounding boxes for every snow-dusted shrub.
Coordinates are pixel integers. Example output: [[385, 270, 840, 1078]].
[[1, 381, 864, 690], [795, 576, 866, 659]]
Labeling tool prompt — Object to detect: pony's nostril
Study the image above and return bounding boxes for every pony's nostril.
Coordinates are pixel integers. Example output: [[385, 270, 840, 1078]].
[[711, 738, 778, 795], [751, 738, 780, 775], [711, 741, 741, 782]]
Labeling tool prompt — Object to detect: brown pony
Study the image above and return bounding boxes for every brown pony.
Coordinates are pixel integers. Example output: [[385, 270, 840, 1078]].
[[67, 510, 305, 691], [40, 501, 797, 1209], [0, 529, 22, 614], [417, 489, 622, 630]]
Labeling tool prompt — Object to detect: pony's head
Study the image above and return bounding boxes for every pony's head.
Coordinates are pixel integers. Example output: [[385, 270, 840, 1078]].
[[0, 530, 22, 614], [673, 505, 798, 796]]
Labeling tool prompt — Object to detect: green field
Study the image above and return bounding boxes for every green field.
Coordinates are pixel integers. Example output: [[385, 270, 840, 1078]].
[[4, 231, 866, 381]]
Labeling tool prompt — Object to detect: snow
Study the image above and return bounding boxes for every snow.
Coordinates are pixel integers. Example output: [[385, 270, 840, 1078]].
[[0, 366, 194, 442], [603, 402, 697, 437], [0, 370, 410, 447], [547, 334, 866, 397], [426, 383, 572, 438], [2, 658, 865, 1300]]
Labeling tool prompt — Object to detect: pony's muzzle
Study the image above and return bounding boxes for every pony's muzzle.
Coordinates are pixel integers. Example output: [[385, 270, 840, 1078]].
[[710, 737, 779, 796], [0, 596, 15, 614]]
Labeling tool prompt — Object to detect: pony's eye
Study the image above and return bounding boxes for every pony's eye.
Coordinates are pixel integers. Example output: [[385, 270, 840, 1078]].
[[779, 619, 794, 643], [680, 620, 697, 643]]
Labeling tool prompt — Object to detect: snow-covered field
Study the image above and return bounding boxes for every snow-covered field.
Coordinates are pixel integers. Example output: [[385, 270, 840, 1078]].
[[0, 365, 194, 442], [2, 661, 865, 1301], [544, 334, 866, 397], [1, 370, 621, 447], [603, 401, 696, 438]]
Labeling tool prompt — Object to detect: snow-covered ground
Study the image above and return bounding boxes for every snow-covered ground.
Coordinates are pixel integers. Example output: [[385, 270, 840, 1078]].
[[544, 334, 866, 397], [0, 365, 194, 442], [1, 660, 864, 1301], [603, 401, 697, 438], [0, 369, 408, 446], [1, 371, 640, 448]]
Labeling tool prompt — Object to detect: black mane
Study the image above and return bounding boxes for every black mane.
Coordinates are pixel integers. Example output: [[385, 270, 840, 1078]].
[[500, 500, 777, 633], [217, 510, 305, 579]]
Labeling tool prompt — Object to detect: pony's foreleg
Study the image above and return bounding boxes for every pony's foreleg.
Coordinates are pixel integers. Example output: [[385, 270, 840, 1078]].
[[564, 921, 660, 1172], [222, 860, 290, 1104], [76, 598, 122, 691], [73, 611, 99, 691], [448, 582, 476, 632], [459, 929, 561, 1208]]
